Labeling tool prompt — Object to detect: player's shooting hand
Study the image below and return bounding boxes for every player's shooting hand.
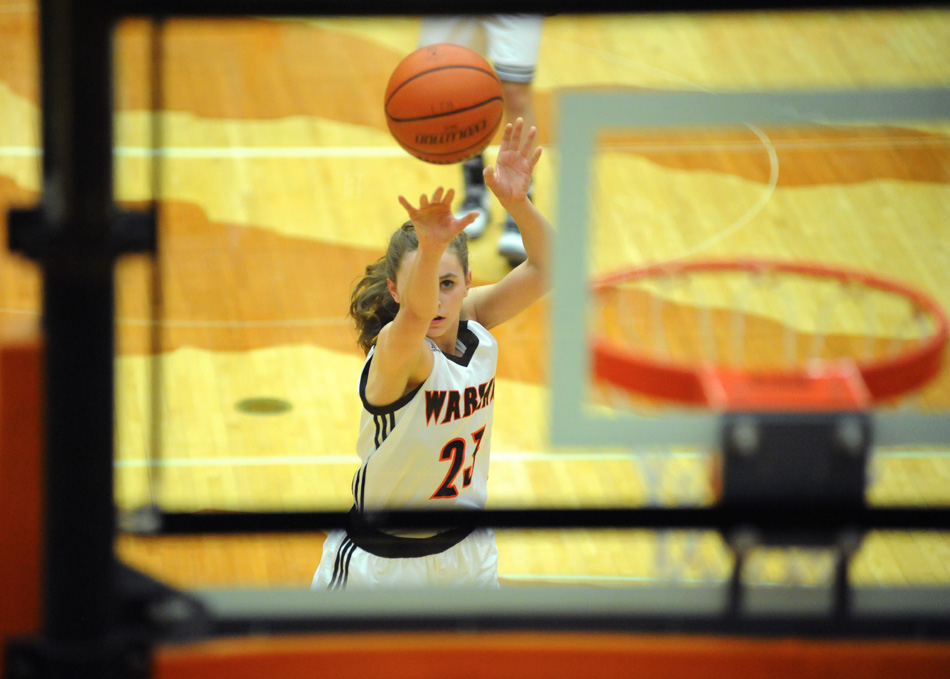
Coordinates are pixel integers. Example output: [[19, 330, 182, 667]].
[[484, 117, 542, 206], [398, 187, 475, 247]]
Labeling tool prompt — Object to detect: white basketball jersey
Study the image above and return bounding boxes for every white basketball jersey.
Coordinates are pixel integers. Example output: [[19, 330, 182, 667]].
[[351, 320, 497, 512]]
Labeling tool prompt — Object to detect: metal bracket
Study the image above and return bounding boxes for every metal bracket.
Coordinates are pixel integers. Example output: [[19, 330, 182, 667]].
[[721, 411, 870, 544], [8, 207, 157, 262], [3, 563, 209, 679], [720, 411, 872, 619], [4, 636, 151, 679]]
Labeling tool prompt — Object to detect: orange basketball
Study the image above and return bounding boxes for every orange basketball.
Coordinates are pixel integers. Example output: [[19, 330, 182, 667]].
[[385, 44, 504, 165]]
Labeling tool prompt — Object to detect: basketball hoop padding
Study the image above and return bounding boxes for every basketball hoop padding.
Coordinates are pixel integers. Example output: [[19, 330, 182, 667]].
[[702, 363, 870, 411]]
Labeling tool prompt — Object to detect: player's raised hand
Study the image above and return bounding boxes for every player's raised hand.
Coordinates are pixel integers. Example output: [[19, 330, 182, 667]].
[[398, 187, 476, 247], [484, 117, 542, 205]]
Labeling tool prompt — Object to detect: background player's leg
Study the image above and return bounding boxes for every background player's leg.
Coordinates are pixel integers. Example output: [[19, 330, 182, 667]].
[[495, 79, 536, 265], [416, 16, 492, 238], [486, 14, 543, 266], [456, 156, 492, 238]]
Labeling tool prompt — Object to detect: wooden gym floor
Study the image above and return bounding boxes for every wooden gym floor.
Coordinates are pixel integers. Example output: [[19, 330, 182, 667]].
[[1, 2, 949, 589]]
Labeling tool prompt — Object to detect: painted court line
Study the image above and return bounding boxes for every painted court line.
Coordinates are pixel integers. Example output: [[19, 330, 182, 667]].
[[0, 145, 454, 159], [113, 450, 708, 468], [500, 573, 823, 586], [603, 135, 950, 153], [113, 448, 947, 469], [1, 135, 946, 160], [0, 308, 349, 329], [500, 573, 838, 587], [119, 316, 349, 328]]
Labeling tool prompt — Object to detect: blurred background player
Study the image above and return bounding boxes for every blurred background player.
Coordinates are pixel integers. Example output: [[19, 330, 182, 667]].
[[418, 14, 543, 266]]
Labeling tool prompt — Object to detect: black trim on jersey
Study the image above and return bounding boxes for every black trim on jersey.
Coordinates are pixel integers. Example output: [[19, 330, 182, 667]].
[[352, 464, 367, 511], [345, 507, 474, 559], [341, 540, 357, 587], [372, 411, 397, 448], [443, 321, 480, 367], [357, 321, 482, 414], [360, 467, 367, 510], [358, 353, 422, 416], [328, 537, 357, 590]]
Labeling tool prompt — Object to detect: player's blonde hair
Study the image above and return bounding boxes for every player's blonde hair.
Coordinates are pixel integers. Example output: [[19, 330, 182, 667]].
[[350, 222, 469, 355]]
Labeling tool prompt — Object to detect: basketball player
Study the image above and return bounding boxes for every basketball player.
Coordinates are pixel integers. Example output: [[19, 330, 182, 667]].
[[418, 14, 543, 267], [312, 119, 550, 589]]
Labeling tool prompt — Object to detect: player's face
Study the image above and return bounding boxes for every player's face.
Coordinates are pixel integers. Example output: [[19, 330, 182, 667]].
[[391, 248, 472, 344], [428, 250, 472, 340]]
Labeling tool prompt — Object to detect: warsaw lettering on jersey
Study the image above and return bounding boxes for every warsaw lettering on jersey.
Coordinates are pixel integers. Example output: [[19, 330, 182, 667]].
[[424, 378, 495, 426]]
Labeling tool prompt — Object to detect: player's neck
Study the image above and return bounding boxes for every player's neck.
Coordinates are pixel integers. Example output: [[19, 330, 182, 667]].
[[431, 324, 462, 357]]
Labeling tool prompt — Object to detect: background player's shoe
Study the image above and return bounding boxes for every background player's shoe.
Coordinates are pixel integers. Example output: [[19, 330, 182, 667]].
[[497, 214, 526, 266], [457, 155, 489, 238], [456, 189, 491, 239]]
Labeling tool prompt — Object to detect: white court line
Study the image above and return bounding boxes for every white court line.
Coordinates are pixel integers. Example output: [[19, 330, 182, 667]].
[[119, 316, 349, 328], [113, 448, 947, 468], [0, 145, 448, 159], [501, 573, 722, 585], [117, 146, 409, 159], [500, 573, 831, 587], [660, 122, 778, 264], [0, 307, 349, 329], [542, 37, 782, 264], [0, 146, 39, 156], [1, 136, 946, 160], [113, 450, 708, 469], [602, 135, 950, 153]]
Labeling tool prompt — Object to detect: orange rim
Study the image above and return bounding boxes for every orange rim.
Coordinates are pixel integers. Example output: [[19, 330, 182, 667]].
[[591, 259, 948, 407]]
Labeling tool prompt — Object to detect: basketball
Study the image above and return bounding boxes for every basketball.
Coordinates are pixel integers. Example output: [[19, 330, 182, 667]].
[[384, 44, 505, 165]]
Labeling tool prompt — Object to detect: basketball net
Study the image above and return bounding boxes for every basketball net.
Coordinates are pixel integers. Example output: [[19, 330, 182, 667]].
[[589, 259, 948, 586]]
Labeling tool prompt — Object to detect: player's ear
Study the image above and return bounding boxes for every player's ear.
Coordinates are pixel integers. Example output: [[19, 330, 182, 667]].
[[464, 270, 473, 296], [387, 278, 399, 304]]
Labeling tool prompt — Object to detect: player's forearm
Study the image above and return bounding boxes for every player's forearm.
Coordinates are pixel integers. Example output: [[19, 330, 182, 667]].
[[397, 243, 443, 323], [506, 198, 552, 284]]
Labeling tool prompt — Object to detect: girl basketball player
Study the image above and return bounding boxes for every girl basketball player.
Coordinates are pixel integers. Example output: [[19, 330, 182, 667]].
[[312, 118, 550, 589]]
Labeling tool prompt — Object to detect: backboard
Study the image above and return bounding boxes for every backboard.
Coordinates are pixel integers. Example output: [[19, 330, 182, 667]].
[[550, 87, 950, 458]]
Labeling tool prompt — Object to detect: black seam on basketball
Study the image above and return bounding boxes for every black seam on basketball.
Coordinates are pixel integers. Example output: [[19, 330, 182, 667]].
[[387, 96, 504, 124], [385, 65, 500, 107]]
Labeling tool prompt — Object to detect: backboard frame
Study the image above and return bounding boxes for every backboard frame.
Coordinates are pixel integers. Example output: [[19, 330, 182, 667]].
[[550, 87, 950, 451]]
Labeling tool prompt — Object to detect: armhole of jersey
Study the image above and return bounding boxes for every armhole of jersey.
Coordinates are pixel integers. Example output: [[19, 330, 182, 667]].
[[358, 353, 426, 415]]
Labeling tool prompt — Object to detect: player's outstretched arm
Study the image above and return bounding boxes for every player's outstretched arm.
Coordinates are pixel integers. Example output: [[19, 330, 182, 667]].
[[366, 189, 475, 405], [464, 118, 552, 330]]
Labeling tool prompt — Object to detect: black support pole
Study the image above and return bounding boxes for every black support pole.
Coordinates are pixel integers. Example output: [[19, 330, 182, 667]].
[[38, 1, 119, 675]]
